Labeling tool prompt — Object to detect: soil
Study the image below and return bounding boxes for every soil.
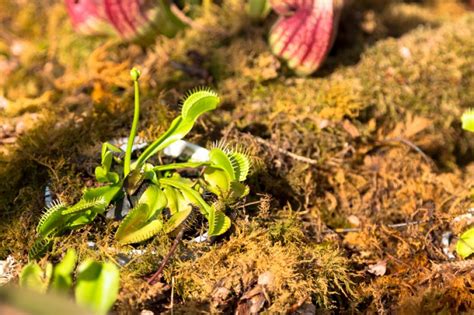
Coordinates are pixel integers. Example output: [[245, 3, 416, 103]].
[[0, 0, 473, 313]]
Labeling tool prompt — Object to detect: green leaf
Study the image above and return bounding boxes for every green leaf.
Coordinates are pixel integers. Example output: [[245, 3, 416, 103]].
[[227, 151, 251, 182], [96, 144, 122, 183], [153, 0, 187, 38], [102, 151, 113, 172], [81, 184, 122, 214], [65, 211, 99, 229], [133, 116, 186, 168], [207, 147, 251, 182], [208, 148, 236, 180], [152, 161, 209, 172], [163, 206, 193, 234], [230, 182, 250, 199], [64, 184, 122, 230], [204, 148, 251, 199], [160, 177, 212, 216], [134, 88, 220, 169], [143, 163, 159, 185], [20, 262, 52, 293], [115, 203, 150, 241], [83, 184, 122, 206], [115, 203, 164, 245], [456, 228, 474, 259], [208, 206, 231, 236], [95, 166, 119, 184], [94, 166, 107, 182], [164, 185, 198, 218], [107, 172, 120, 184], [462, 109, 474, 133], [29, 237, 53, 260], [203, 166, 231, 197], [101, 142, 122, 162], [181, 88, 219, 122], [138, 185, 167, 217], [115, 185, 167, 245], [62, 197, 106, 215], [37, 200, 68, 237], [75, 260, 120, 315], [116, 217, 163, 245], [50, 249, 77, 293], [163, 186, 179, 215], [124, 168, 145, 196], [247, 0, 271, 20], [160, 175, 232, 236]]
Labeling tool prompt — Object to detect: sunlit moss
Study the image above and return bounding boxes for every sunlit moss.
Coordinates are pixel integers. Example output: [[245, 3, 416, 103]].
[[172, 219, 354, 311]]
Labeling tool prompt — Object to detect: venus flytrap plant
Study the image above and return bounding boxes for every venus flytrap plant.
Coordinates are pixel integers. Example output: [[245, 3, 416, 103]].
[[64, 0, 115, 36], [32, 68, 251, 264], [268, 0, 345, 75], [65, 0, 186, 43], [244, 0, 345, 75]]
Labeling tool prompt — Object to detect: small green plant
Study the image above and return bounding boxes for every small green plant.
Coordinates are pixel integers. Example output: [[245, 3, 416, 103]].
[[20, 249, 120, 315], [456, 109, 474, 259], [31, 68, 250, 258]]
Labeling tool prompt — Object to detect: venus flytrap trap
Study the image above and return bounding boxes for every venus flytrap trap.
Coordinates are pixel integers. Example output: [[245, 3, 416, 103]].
[[268, 0, 345, 75], [31, 68, 251, 267], [65, 0, 186, 42]]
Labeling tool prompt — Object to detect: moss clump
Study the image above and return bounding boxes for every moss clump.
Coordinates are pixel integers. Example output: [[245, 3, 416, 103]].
[[172, 218, 354, 312], [352, 15, 474, 168]]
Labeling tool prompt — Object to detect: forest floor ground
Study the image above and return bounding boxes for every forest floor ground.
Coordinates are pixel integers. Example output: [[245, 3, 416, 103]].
[[0, 0, 473, 313]]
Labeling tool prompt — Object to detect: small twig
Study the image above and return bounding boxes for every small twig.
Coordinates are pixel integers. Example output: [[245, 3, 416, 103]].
[[221, 121, 236, 142], [170, 276, 175, 315], [384, 137, 435, 168], [147, 228, 185, 285], [236, 200, 263, 209], [253, 136, 319, 166], [32, 157, 60, 182], [326, 220, 427, 234], [170, 4, 205, 31], [432, 259, 474, 272]]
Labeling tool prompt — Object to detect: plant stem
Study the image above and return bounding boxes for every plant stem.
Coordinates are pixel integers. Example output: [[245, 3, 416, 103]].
[[124, 69, 141, 176], [247, 0, 271, 20], [147, 227, 185, 285]]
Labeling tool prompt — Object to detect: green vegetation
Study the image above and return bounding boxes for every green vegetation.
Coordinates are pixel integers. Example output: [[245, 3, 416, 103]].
[[20, 249, 119, 315], [32, 68, 251, 258]]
